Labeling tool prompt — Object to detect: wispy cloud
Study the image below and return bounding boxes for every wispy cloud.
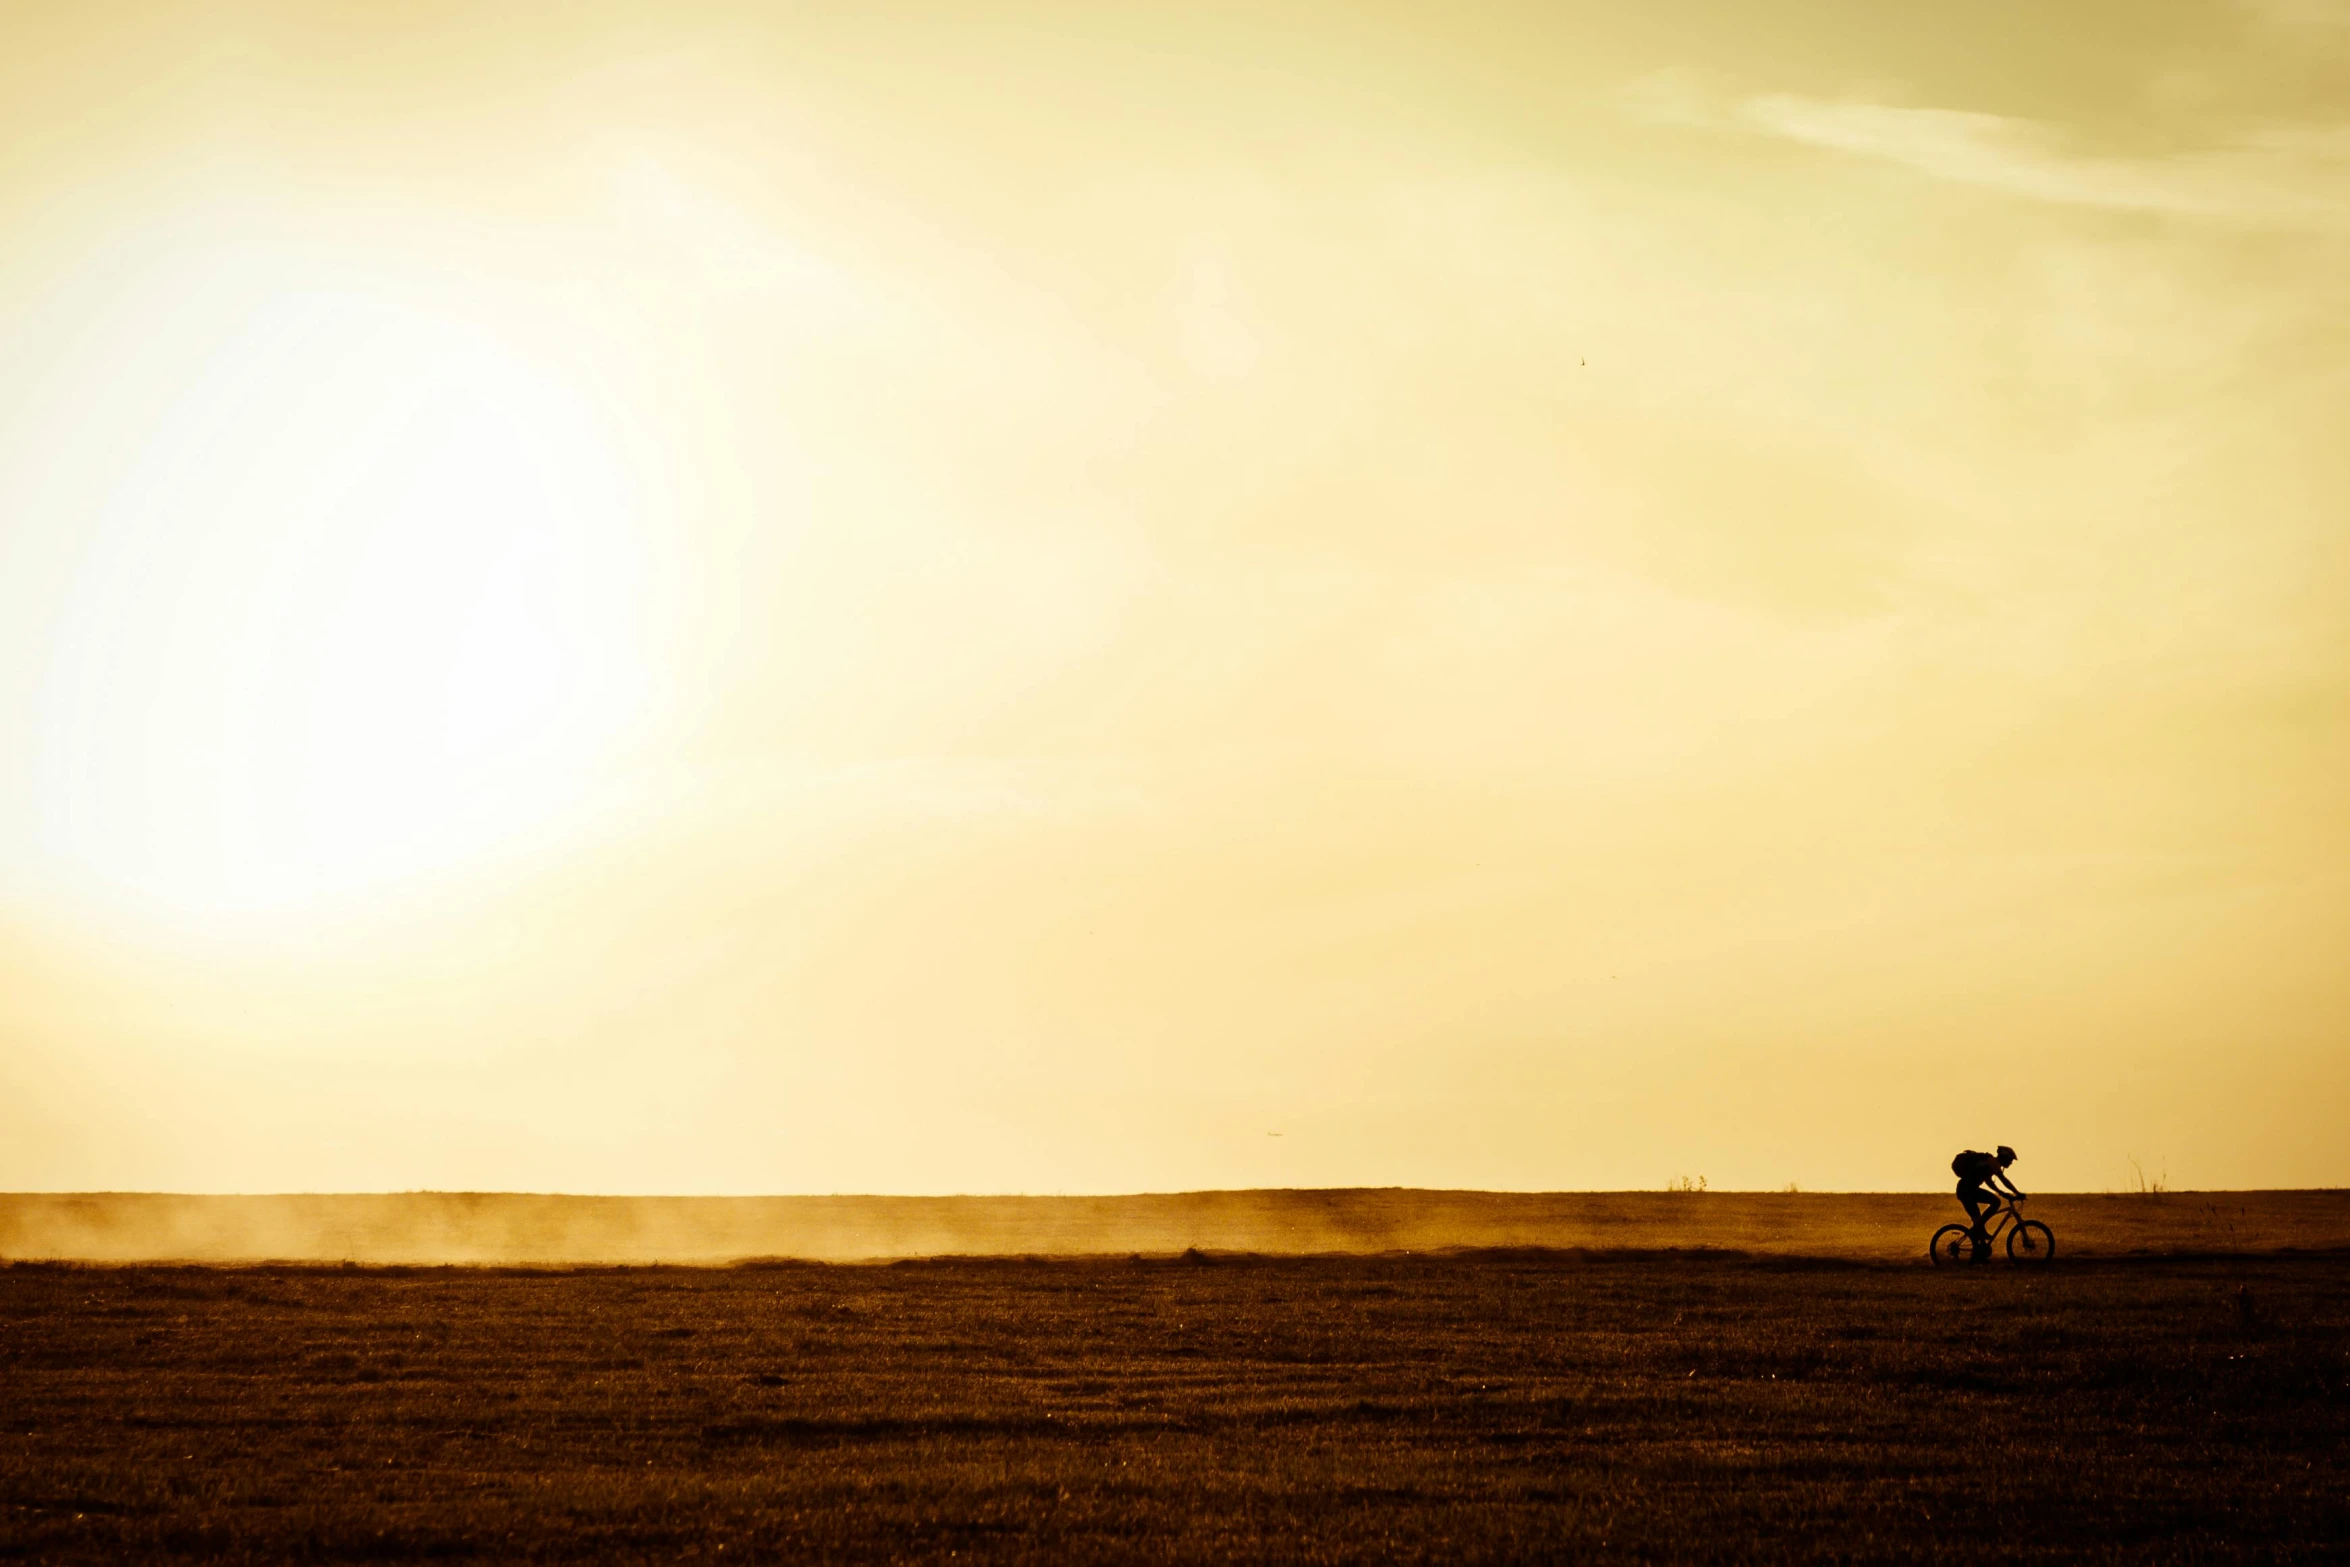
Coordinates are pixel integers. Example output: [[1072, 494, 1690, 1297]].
[[1745, 97, 2350, 227], [1632, 71, 2350, 230], [2235, 0, 2350, 34]]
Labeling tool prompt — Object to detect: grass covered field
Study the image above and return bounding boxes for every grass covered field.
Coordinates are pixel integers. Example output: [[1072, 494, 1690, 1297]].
[[3, 1251, 2346, 1562]]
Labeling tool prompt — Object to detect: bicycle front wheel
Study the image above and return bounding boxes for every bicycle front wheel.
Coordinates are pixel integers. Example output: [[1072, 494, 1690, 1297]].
[[2007, 1219, 2056, 1263], [1929, 1225, 1976, 1267]]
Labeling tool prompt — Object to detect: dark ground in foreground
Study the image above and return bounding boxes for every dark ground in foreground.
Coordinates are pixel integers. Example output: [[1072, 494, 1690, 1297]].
[[2, 1253, 2346, 1563]]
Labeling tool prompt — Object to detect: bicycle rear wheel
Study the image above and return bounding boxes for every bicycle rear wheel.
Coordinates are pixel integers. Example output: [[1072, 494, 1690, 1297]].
[[1929, 1224, 1976, 1266], [2007, 1219, 2056, 1263]]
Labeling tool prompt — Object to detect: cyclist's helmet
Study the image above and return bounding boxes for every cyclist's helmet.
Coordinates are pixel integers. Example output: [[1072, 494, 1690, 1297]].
[[1995, 1145, 2017, 1163]]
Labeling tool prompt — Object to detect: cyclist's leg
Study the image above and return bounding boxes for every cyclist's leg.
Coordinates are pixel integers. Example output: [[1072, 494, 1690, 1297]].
[[1958, 1184, 2001, 1261], [1957, 1182, 1995, 1239]]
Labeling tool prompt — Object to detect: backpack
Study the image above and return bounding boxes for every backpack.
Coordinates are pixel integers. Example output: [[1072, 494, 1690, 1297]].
[[1952, 1150, 1992, 1180]]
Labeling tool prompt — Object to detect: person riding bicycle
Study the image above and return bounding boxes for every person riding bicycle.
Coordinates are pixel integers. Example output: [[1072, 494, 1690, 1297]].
[[1952, 1146, 2023, 1256]]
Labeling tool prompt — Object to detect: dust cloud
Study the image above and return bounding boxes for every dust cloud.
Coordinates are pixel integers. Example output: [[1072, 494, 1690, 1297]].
[[4, 1190, 2345, 1265]]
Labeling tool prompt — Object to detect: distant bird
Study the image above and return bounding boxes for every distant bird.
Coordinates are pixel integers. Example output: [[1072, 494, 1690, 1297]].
[[1267, 1132, 1283, 1138]]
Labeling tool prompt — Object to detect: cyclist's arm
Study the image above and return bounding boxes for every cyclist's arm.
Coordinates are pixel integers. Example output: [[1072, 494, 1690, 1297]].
[[1994, 1172, 2025, 1199]]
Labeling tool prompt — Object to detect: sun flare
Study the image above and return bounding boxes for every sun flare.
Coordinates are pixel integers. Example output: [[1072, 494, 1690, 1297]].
[[33, 259, 649, 918]]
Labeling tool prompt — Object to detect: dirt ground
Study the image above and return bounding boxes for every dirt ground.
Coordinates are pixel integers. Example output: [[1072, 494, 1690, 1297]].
[[3, 1251, 2345, 1562]]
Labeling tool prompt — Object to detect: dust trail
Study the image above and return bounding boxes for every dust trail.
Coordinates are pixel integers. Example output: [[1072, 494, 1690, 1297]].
[[3, 1189, 2345, 1264]]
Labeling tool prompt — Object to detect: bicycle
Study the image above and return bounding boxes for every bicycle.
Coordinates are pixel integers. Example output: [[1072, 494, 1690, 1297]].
[[1929, 1194, 2055, 1266]]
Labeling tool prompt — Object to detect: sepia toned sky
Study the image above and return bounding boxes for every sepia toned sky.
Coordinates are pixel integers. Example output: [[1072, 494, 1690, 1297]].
[[2, 0, 2345, 1195]]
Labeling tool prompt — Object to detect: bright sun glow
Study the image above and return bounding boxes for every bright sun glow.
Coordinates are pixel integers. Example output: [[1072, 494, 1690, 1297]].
[[35, 265, 649, 918]]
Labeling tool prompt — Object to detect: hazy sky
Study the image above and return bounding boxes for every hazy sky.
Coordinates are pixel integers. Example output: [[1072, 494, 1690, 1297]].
[[2, 1, 2344, 1195]]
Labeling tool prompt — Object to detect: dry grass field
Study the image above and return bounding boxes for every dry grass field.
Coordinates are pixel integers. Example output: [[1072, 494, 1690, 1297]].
[[4, 1250, 2346, 1563], [8, 1188, 2348, 1264]]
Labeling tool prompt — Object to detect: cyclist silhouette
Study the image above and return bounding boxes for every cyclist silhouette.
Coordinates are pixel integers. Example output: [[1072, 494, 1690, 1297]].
[[1952, 1145, 2023, 1255]]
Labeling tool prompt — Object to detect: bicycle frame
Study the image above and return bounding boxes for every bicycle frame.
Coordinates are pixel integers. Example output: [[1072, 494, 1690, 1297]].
[[1972, 1193, 2027, 1245], [1932, 1192, 2052, 1265]]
